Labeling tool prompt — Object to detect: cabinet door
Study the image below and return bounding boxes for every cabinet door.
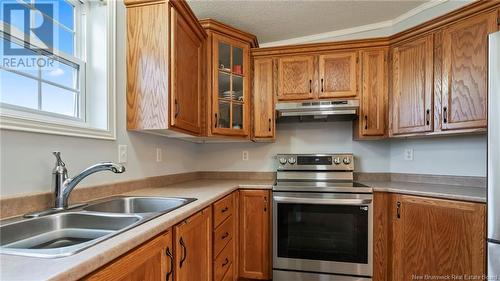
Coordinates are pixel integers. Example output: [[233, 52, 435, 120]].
[[85, 231, 173, 281], [170, 6, 204, 135], [239, 190, 270, 280], [391, 195, 486, 281], [359, 49, 388, 137], [253, 58, 275, 139], [318, 52, 358, 98], [277, 56, 315, 100], [391, 35, 434, 135], [441, 11, 497, 130], [212, 34, 250, 137], [174, 207, 212, 281]]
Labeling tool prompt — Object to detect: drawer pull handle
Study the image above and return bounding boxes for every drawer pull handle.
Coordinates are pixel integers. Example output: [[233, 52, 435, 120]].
[[443, 107, 448, 124], [309, 79, 312, 93], [221, 206, 229, 213], [165, 247, 174, 281], [222, 258, 229, 267], [179, 237, 187, 268], [221, 232, 229, 239]]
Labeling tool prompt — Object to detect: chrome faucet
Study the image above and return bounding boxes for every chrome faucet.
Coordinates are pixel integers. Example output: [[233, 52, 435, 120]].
[[52, 151, 125, 209]]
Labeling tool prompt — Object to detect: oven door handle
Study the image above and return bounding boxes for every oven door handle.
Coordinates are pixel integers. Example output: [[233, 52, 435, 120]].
[[273, 196, 372, 206]]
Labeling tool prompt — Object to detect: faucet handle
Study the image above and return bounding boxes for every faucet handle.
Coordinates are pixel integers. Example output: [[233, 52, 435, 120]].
[[52, 151, 67, 175], [53, 151, 65, 167]]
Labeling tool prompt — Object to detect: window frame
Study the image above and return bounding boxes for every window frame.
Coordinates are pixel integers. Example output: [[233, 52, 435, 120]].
[[0, 0, 116, 140]]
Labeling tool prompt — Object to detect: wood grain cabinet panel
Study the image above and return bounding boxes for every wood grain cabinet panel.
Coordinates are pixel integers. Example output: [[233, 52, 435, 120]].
[[356, 49, 388, 138], [391, 35, 434, 136], [318, 52, 358, 98], [441, 11, 497, 131], [391, 195, 486, 281], [174, 207, 212, 281], [253, 58, 275, 140], [85, 231, 173, 281], [277, 56, 316, 100], [169, 6, 204, 134], [239, 190, 271, 280]]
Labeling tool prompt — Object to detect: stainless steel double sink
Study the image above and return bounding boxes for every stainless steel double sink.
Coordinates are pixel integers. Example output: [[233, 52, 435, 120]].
[[0, 196, 196, 258]]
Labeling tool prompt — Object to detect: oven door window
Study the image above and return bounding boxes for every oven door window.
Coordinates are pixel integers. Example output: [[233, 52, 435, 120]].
[[277, 203, 368, 264]]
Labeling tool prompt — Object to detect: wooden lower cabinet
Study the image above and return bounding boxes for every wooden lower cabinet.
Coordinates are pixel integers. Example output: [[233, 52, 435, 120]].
[[84, 231, 173, 281], [388, 194, 486, 281], [174, 206, 212, 281], [239, 190, 271, 280]]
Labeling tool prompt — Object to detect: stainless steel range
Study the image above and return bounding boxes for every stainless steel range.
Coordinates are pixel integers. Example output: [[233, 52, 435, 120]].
[[273, 153, 373, 281]]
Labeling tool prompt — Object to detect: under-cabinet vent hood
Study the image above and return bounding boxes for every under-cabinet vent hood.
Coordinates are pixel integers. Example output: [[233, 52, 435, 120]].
[[276, 100, 359, 122]]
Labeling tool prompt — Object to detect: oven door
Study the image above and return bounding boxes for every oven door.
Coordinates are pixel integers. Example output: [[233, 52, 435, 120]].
[[273, 192, 373, 277]]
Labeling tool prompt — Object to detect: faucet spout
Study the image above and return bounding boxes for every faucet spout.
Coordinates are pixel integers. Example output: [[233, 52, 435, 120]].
[[54, 160, 125, 209]]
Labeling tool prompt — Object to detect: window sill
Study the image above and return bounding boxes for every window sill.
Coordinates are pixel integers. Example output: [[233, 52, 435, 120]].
[[0, 113, 116, 140]]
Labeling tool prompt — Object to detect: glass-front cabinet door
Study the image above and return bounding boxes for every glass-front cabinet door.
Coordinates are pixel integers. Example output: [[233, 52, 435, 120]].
[[212, 34, 250, 136]]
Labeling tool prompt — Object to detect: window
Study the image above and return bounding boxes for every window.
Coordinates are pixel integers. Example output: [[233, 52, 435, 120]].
[[0, 0, 116, 139]]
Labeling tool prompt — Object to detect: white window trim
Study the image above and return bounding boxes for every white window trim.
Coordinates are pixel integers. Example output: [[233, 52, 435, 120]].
[[0, 0, 116, 140]]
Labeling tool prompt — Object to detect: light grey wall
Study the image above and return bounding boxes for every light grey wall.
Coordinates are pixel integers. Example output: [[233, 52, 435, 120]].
[[0, 2, 200, 198]]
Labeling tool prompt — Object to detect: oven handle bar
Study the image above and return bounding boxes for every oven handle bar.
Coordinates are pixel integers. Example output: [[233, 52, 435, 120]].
[[273, 196, 372, 206]]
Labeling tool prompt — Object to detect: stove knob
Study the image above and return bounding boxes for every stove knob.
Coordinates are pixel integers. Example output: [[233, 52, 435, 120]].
[[288, 157, 296, 164], [279, 157, 287, 165], [343, 157, 352, 165], [333, 157, 341, 165]]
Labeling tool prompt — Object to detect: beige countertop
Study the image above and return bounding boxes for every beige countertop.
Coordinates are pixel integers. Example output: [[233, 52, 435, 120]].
[[0, 178, 485, 281]]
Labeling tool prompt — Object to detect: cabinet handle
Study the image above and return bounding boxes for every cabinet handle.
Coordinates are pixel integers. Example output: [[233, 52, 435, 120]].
[[309, 79, 312, 93], [221, 206, 229, 213], [264, 196, 267, 212], [426, 109, 430, 125], [321, 78, 324, 92], [221, 232, 229, 240], [174, 99, 179, 119], [364, 115, 368, 130], [179, 237, 187, 268], [268, 118, 272, 132], [396, 201, 401, 219], [222, 258, 229, 267], [165, 247, 174, 281], [443, 107, 448, 124], [214, 113, 218, 128]]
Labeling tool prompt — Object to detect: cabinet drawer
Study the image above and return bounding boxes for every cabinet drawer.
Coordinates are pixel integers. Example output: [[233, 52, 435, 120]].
[[214, 193, 234, 228], [214, 241, 234, 281], [214, 215, 234, 257]]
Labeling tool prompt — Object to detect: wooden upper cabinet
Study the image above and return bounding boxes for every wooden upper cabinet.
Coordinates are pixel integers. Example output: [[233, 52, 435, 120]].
[[170, 6, 204, 135], [125, 0, 206, 136], [318, 52, 358, 98], [277, 56, 315, 101], [391, 195, 486, 280], [85, 231, 173, 281], [357, 49, 388, 138], [174, 207, 212, 281], [441, 11, 497, 131], [239, 190, 270, 280], [391, 35, 434, 136], [253, 58, 275, 140]]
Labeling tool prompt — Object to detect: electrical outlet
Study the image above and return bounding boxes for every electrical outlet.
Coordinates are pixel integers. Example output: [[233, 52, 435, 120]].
[[118, 145, 128, 163], [156, 148, 162, 162], [242, 151, 249, 161], [404, 148, 414, 161]]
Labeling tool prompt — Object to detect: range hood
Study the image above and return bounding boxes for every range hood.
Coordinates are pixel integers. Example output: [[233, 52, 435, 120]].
[[276, 99, 359, 122]]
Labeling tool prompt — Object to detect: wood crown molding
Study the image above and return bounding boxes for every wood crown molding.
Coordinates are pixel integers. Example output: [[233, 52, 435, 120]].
[[199, 18, 259, 47], [252, 0, 499, 57]]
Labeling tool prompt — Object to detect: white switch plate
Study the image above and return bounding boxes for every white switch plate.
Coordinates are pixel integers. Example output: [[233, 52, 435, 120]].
[[242, 151, 249, 161], [156, 148, 162, 162], [404, 148, 414, 161], [118, 145, 128, 163]]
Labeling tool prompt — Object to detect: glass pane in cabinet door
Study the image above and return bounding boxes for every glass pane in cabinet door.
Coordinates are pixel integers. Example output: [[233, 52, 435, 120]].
[[218, 72, 231, 100], [232, 103, 243, 130], [232, 46, 243, 75], [218, 42, 231, 72], [217, 101, 231, 128], [233, 75, 243, 102]]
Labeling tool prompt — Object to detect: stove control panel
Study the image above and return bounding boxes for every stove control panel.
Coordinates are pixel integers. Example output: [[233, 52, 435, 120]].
[[276, 153, 354, 171]]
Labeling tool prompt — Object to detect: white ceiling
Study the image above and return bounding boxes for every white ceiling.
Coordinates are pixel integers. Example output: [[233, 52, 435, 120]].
[[187, 0, 429, 44]]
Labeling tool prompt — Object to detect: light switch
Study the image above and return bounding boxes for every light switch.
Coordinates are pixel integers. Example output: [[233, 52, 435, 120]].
[[118, 145, 128, 163]]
